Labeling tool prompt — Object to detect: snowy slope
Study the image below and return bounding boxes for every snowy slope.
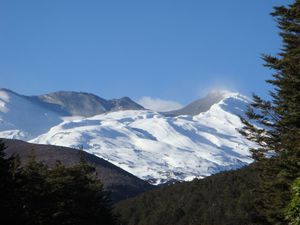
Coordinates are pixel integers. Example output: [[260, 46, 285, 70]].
[[0, 88, 144, 139], [0, 89, 62, 140], [31, 92, 255, 184]]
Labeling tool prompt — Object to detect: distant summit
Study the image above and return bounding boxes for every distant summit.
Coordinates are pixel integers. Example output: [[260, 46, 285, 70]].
[[0, 88, 144, 140], [33, 91, 144, 117], [108, 96, 145, 113], [0, 88, 144, 117], [164, 90, 231, 116]]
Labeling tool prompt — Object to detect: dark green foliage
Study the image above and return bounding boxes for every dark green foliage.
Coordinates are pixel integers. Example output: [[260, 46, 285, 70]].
[[115, 164, 267, 225], [17, 153, 119, 225], [239, 1, 300, 224], [3, 138, 153, 203], [285, 177, 300, 225], [0, 141, 120, 225], [240, 0, 300, 159], [0, 141, 21, 223]]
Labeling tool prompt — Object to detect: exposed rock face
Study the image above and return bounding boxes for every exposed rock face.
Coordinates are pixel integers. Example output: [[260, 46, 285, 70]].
[[164, 91, 227, 116]]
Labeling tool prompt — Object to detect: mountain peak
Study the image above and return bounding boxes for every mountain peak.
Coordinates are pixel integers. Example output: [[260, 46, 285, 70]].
[[0, 89, 144, 118], [107, 97, 144, 113], [164, 90, 244, 117], [0, 88, 19, 96], [41, 90, 102, 97]]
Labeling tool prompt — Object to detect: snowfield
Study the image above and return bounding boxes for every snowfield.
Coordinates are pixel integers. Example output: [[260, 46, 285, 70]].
[[0, 89, 62, 140], [0, 89, 255, 184]]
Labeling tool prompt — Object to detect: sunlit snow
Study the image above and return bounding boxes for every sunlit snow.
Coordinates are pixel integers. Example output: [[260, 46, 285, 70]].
[[0, 90, 255, 184]]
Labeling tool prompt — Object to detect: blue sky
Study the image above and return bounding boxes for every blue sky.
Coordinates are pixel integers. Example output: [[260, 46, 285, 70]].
[[0, 0, 292, 107]]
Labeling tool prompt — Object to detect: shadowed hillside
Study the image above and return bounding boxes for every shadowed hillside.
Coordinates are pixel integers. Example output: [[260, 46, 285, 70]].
[[115, 163, 264, 225], [2, 139, 153, 203]]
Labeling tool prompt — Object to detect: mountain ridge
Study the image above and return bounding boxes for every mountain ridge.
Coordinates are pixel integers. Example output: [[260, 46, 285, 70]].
[[0, 88, 254, 184], [0, 88, 144, 139], [164, 90, 237, 116], [0, 88, 145, 117], [31, 92, 254, 184]]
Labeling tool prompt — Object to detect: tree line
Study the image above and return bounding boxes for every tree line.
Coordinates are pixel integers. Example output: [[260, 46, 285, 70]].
[[0, 141, 122, 225]]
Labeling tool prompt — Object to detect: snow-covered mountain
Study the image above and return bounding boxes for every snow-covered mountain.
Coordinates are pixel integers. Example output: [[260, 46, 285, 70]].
[[0, 88, 255, 184], [0, 88, 144, 139], [34, 91, 144, 117]]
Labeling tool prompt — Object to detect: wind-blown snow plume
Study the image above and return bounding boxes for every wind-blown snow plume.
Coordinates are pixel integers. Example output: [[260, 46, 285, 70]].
[[137, 96, 183, 112]]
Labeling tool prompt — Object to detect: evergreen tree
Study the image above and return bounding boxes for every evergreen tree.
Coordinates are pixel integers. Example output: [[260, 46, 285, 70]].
[[0, 141, 14, 219], [0, 140, 22, 223], [285, 177, 300, 225], [17, 150, 120, 225], [0, 143, 120, 225], [240, 1, 300, 224], [16, 150, 53, 224], [43, 155, 120, 225]]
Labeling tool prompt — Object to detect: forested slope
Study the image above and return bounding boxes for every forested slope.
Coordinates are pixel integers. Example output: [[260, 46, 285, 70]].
[[115, 163, 264, 225]]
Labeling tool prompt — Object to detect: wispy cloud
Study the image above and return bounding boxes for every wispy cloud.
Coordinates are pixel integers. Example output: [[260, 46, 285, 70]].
[[137, 97, 183, 112]]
